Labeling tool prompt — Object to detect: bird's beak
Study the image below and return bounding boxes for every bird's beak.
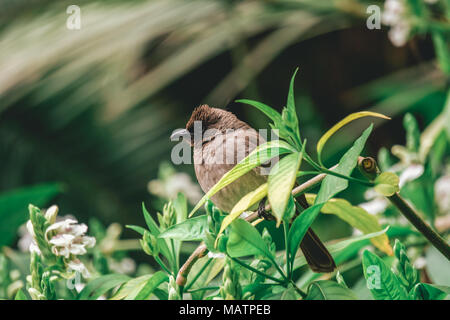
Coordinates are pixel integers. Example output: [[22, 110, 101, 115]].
[[170, 128, 190, 141]]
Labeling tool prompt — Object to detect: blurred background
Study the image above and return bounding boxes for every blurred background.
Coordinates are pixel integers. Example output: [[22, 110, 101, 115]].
[[0, 0, 448, 262]]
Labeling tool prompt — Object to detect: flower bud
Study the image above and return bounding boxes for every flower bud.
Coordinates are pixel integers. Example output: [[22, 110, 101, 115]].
[[44, 205, 59, 224]]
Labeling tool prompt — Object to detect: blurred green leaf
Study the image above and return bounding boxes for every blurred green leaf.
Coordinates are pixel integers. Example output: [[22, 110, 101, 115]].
[[409, 283, 450, 300], [110, 275, 152, 300], [134, 271, 168, 300], [0, 183, 61, 247], [78, 274, 130, 300], [374, 172, 400, 196]]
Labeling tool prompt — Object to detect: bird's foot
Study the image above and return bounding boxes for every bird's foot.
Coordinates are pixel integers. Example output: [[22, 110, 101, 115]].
[[257, 200, 274, 220]]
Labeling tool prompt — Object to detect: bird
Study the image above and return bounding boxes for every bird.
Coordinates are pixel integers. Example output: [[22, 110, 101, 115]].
[[171, 104, 336, 273]]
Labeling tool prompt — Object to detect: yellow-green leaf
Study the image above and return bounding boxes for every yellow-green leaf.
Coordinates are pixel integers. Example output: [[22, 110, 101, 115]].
[[375, 172, 400, 196], [305, 194, 393, 255], [316, 111, 390, 164], [215, 183, 268, 247], [268, 151, 303, 226]]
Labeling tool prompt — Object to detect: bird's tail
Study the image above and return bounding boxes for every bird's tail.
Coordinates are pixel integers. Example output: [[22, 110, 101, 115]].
[[296, 194, 336, 273]]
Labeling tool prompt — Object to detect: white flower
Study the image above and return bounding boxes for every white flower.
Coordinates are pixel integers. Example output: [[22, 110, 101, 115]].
[[359, 198, 389, 215], [413, 256, 427, 269], [45, 217, 95, 260], [44, 205, 59, 224], [382, 0, 411, 47], [108, 257, 136, 275], [148, 172, 202, 205], [435, 175, 450, 214], [207, 252, 226, 259], [399, 164, 424, 187], [67, 259, 91, 278], [388, 21, 411, 47]]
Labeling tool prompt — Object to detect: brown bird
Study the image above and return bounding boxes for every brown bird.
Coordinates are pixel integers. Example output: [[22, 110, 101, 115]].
[[171, 104, 335, 273]]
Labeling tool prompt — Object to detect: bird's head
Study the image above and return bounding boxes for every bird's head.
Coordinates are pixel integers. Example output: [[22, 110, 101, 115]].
[[171, 105, 248, 146]]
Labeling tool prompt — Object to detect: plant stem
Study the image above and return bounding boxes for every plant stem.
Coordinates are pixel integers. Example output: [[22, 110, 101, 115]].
[[290, 280, 307, 299], [154, 256, 173, 275], [388, 193, 450, 260], [230, 257, 285, 285], [184, 258, 212, 291], [185, 286, 220, 294]]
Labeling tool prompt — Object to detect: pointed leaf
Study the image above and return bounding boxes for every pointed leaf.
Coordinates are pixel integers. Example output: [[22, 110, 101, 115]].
[[159, 215, 208, 241], [226, 219, 274, 259], [306, 280, 357, 300], [236, 99, 282, 124], [78, 274, 131, 300], [134, 271, 169, 300], [268, 151, 303, 226], [317, 111, 389, 164], [362, 250, 408, 300]]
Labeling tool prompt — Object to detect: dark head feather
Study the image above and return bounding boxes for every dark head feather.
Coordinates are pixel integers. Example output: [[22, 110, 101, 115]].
[[185, 104, 249, 134]]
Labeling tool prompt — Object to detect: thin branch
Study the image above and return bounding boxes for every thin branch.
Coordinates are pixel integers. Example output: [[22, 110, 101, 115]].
[[358, 156, 450, 261]]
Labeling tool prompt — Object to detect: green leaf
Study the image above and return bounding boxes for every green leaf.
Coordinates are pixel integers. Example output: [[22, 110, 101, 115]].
[[280, 285, 299, 300], [216, 183, 268, 244], [316, 125, 374, 203], [236, 99, 282, 124], [186, 256, 226, 300], [285, 68, 300, 142], [268, 151, 303, 226], [173, 192, 188, 224], [288, 126, 373, 263], [110, 275, 152, 300], [305, 280, 357, 300], [316, 112, 389, 164], [374, 172, 400, 196], [0, 183, 61, 246], [14, 289, 28, 300], [141, 203, 173, 266], [78, 274, 131, 300], [159, 215, 208, 241], [189, 140, 295, 217], [410, 283, 450, 300], [403, 113, 420, 152], [126, 224, 147, 236], [226, 219, 274, 259], [305, 194, 393, 255], [362, 250, 408, 300], [425, 246, 450, 286], [134, 271, 169, 300]]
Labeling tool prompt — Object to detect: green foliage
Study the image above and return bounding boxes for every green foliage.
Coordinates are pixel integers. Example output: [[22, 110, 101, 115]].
[[0, 183, 61, 247], [362, 240, 449, 300], [305, 280, 357, 300]]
